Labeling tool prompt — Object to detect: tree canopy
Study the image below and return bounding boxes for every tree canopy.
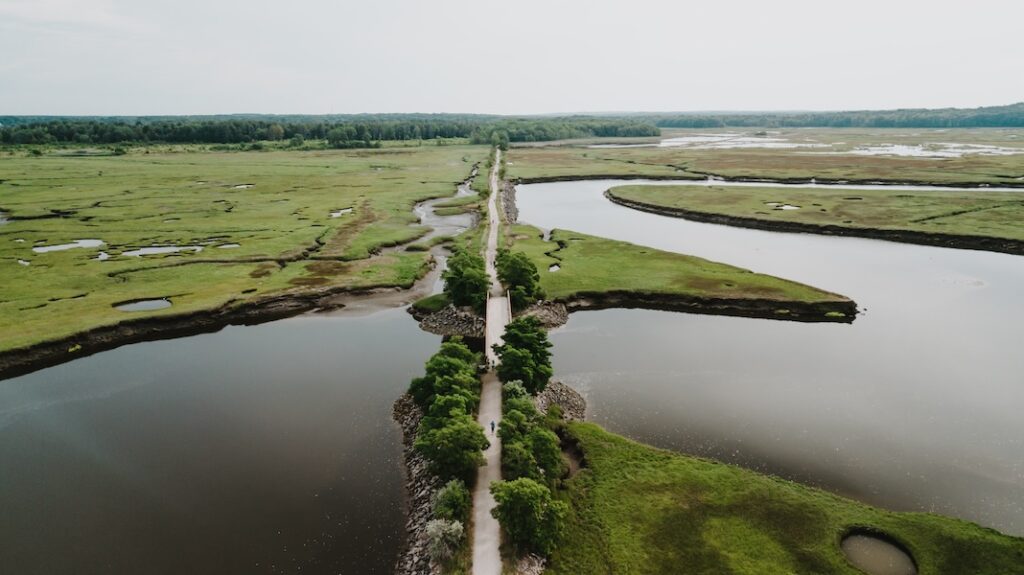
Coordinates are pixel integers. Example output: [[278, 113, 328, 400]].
[[490, 477, 568, 555]]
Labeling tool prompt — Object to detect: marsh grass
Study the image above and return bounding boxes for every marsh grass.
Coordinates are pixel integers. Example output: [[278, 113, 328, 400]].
[[0, 146, 488, 352]]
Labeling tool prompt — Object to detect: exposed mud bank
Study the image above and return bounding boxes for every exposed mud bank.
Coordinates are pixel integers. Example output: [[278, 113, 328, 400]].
[[606, 191, 1024, 257], [559, 290, 856, 324]]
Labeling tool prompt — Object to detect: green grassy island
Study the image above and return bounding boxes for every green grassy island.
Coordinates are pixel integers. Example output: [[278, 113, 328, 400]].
[[606, 184, 1024, 256]]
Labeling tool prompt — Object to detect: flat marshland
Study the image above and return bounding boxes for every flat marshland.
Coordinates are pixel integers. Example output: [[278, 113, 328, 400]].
[[0, 146, 487, 353]]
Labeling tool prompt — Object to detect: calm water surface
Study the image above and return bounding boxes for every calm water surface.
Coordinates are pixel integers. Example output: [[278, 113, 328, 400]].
[[517, 180, 1024, 535], [0, 309, 438, 574]]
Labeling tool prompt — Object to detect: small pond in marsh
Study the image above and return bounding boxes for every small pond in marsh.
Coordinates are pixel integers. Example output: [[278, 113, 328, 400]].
[[0, 309, 439, 574], [115, 298, 172, 312], [841, 533, 917, 575], [32, 239, 105, 253], [517, 179, 1024, 536]]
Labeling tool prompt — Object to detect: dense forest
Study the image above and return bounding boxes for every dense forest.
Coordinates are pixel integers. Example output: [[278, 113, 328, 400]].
[[3, 103, 1022, 147], [649, 102, 1024, 128], [0, 115, 658, 147]]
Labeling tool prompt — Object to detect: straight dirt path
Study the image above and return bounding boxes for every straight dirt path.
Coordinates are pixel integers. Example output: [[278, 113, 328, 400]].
[[471, 150, 508, 575]]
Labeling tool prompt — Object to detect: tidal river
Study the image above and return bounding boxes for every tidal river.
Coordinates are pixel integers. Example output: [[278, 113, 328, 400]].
[[516, 179, 1024, 536], [0, 309, 437, 574]]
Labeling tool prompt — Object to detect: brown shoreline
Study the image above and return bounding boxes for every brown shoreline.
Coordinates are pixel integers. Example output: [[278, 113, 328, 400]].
[[0, 283, 420, 382], [558, 290, 856, 324], [605, 190, 1024, 257], [516, 173, 1024, 189]]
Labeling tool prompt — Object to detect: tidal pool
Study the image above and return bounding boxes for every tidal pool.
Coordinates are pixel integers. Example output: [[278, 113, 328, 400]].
[[841, 533, 917, 575], [32, 239, 105, 253], [517, 179, 1024, 535], [0, 308, 439, 574], [122, 245, 203, 256], [114, 298, 172, 312]]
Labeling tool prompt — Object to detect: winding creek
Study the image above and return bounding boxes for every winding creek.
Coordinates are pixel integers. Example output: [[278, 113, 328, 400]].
[[516, 179, 1024, 536], [2, 174, 1022, 574]]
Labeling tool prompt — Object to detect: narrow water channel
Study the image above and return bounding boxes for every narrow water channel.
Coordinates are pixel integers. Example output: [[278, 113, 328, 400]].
[[516, 179, 1024, 536]]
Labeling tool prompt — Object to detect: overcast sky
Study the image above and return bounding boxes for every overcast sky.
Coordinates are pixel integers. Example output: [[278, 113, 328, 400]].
[[1, 0, 1021, 116]]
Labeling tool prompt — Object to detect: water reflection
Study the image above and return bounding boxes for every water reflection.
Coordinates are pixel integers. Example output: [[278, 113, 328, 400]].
[[0, 309, 438, 574], [518, 180, 1024, 535]]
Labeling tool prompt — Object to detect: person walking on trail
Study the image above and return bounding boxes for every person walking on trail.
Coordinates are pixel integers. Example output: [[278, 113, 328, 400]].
[[490, 420, 496, 435]]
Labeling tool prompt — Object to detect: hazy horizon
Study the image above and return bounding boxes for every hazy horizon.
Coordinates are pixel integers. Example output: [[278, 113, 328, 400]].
[[2, 0, 1022, 116]]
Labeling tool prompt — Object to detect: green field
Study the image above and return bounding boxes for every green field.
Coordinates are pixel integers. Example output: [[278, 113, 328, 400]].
[[548, 422, 1024, 574], [0, 145, 488, 353], [607, 184, 1024, 244], [507, 128, 1024, 186], [508, 224, 851, 308]]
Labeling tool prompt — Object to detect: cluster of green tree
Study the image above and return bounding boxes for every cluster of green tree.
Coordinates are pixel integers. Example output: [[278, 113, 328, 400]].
[[649, 102, 1024, 128], [496, 249, 545, 311], [424, 479, 472, 563], [489, 361, 568, 554], [494, 316, 554, 395], [0, 115, 660, 148], [491, 475, 568, 556], [0, 112, 501, 128], [499, 382, 565, 485], [470, 118, 660, 147], [410, 338, 490, 482], [0, 118, 478, 147], [442, 248, 489, 313]]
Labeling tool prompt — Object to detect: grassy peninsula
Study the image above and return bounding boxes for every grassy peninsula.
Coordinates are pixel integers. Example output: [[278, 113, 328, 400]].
[[607, 184, 1024, 255], [508, 225, 855, 321], [548, 422, 1024, 574]]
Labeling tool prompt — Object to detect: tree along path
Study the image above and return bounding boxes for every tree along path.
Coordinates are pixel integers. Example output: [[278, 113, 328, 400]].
[[472, 150, 509, 575]]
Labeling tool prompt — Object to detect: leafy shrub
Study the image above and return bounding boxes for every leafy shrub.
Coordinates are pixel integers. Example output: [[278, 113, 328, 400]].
[[490, 478, 567, 555], [433, 479, 471, 522], [425, 519, 464, 562]]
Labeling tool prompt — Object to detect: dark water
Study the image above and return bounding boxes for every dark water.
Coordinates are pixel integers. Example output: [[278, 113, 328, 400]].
[[0, 309, 438, 574], [517, 180, 1024, 535]]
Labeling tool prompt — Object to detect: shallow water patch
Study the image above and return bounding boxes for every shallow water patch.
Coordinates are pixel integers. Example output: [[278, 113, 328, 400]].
[[122, 245, 203, 257], [114, 298, 172, 312], [841, 532, 917, 575], [841, 143, 1021, 158], [32, 239, 104, 253], [765, 202, 801, 210]]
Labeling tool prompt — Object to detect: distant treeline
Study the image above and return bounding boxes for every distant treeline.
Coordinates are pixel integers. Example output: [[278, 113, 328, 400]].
[[470, 119, 660, 147], [649, 102, 1024, 129], [0, 115, 659, 147], [5, 102, 1022, 147]]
